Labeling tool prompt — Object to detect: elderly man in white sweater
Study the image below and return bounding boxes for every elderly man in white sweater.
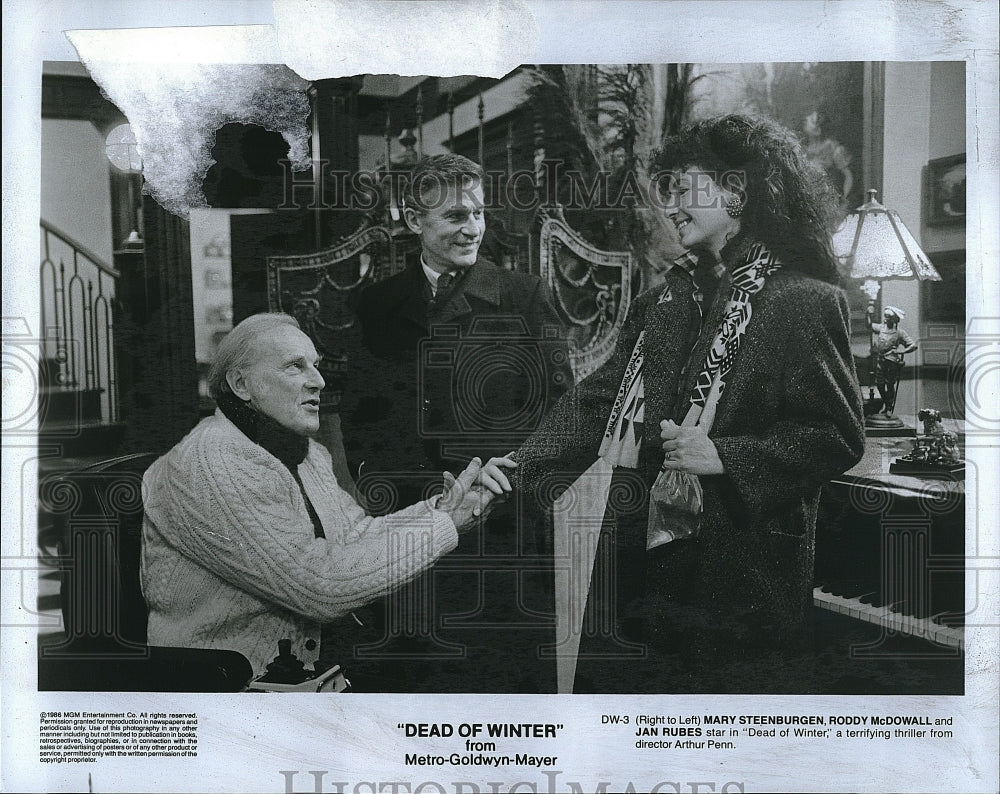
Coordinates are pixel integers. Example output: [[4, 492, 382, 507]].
[[140, 312, 507, 676]]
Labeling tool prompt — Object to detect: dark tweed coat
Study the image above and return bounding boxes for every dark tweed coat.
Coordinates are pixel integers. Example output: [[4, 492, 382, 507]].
[[637, 267, 866, 689], [512, 262, 705, 499], [515, 253, 866, 692]]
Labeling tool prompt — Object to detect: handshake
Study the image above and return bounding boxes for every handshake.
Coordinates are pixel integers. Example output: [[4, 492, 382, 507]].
[[433, 455, 518, 533]]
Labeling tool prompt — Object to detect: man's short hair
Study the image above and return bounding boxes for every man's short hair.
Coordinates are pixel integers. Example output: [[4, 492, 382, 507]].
[[207, 312, 300, 399], [402, 153, 484, 212]]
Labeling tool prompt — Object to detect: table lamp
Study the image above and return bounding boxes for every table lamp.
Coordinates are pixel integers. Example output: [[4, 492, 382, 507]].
[[832, 189, 941, 431]]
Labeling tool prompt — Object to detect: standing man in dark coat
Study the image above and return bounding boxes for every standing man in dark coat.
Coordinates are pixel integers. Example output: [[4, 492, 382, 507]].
[[338, 153, 572, 692]]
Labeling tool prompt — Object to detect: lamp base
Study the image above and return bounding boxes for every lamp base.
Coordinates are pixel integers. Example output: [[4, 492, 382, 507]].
[[862, 396, 884, 417], [865, 413, 915, 437]]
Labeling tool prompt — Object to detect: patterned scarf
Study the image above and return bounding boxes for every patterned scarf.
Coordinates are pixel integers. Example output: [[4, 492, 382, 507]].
[[646, 242, 781, 551], [687, 242, 781, 410], [598, 252, 704, 468], [597, 331, 645, 468]]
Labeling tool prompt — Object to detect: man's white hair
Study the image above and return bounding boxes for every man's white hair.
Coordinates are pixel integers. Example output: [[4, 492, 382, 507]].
[[207, 312, 300, 399]]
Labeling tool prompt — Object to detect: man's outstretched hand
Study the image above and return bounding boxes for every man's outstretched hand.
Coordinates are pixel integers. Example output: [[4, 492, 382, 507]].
[[436, 458, 495, 533]]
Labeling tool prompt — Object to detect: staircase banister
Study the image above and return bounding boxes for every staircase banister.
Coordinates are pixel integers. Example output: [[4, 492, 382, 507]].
[[40, 218, 120, 279]]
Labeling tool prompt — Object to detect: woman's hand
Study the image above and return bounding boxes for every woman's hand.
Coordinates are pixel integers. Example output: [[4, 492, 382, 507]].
[[660, 420, 725, 475], [476, 454, 518, 495]]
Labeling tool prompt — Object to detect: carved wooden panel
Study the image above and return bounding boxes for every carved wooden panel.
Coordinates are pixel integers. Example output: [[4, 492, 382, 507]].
[[267, 225, 392, 407], [539, 210, 632, 380]]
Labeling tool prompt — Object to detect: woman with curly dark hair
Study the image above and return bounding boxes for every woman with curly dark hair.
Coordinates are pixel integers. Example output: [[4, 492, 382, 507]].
[[624, 113, 866, 692], [496, 114, 866, 693], [504, 114, 865, 693]]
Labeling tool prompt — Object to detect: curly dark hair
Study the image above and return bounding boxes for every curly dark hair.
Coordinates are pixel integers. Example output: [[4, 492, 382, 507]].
[[651, 114, 842, 283]]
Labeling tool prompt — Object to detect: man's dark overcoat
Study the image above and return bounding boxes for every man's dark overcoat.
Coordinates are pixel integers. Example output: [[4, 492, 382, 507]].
[[337, 256, 571, 692]]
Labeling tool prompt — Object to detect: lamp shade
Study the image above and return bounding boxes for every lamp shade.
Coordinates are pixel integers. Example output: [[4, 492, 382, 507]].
[[833, 189, 941, 281]]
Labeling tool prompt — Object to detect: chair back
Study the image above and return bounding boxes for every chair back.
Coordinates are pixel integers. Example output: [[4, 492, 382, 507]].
[[42, 452, 159, 654], [267, 224, 395, 411], [39, 452, 256, 691]]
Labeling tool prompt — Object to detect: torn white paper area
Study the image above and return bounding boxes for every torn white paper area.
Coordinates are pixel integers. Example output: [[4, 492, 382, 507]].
[[273, 0, 538, 79], [66, 27, 311, 217]]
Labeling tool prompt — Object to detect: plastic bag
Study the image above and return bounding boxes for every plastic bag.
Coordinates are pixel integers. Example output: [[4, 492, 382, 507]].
[[646, 463, 703, 549]]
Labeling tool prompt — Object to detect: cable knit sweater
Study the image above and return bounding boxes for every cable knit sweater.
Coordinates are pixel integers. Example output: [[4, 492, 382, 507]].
[[140, 410, 459, 675]]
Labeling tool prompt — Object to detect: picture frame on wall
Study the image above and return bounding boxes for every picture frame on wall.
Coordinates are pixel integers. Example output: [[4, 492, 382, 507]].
[[684, 61, 882, 350], [926, 152, 967, 225]]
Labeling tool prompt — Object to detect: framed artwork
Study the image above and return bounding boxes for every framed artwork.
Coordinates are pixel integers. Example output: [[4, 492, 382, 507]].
[[926, 152, 966, 225], [691, 62, 881, 356], [693, 61, 875, 213], [203, 265, 231, 289]]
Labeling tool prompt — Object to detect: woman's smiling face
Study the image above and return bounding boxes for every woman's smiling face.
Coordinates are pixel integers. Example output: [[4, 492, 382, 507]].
[[665, 167, 742, 259]]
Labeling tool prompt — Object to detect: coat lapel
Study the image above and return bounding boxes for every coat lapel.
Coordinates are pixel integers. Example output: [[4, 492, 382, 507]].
[[382, 264, 430, 330], [709, 283, 777, 433], [675, 270, 733, 419], [676, 270, 784, 431], [431, 258, 502, 324]]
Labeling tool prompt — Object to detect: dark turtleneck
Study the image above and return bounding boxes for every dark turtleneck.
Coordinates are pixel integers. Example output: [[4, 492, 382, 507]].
[[216, 391, 325, 539], [717, 232, 756, 272]]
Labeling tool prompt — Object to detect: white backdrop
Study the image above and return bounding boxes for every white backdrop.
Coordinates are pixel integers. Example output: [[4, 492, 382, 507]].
[[3, 2, 998, 792]]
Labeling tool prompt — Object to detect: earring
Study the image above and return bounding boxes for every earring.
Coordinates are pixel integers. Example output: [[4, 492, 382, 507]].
[[725, 197, 744, 218]]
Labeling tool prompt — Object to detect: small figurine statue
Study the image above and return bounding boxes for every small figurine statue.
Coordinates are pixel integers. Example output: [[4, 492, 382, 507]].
[[917, 407, 962, 465], [891, 407, 963, 473], [919, 407, 945, 436], [866, 304, 917, 422]]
